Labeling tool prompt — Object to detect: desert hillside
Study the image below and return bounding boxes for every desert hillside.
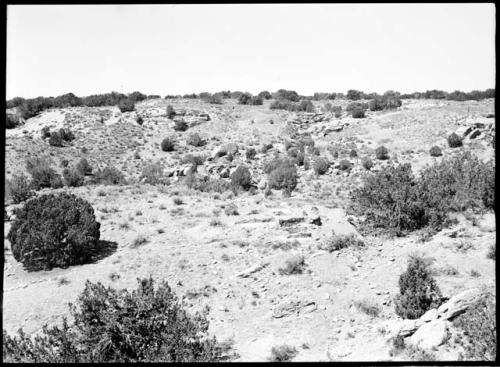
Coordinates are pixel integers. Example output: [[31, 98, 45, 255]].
[[3, 96, 496, 361]]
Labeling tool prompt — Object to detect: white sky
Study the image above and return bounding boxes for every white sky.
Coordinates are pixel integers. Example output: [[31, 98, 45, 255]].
[[6, 4, 496, 99]]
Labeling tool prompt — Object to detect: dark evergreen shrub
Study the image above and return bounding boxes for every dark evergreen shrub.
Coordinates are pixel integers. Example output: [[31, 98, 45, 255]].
[[140, 162, 170, 185], [204, 94, 223, 104], [347, 89, 363, 100], [6, 113, 20, 129], [238, 93, 252, 105], [76, 158, 93, 176], [346, 102, 367, 118], [349, 164, 427, 235], [174, 120, 188, 132], [184, 173, 231, 194], [25, 157, 62, 190], [429, 145, 442, 157], [41, 126, 51, 139], [351, 107, 366, 118], [186, 132, 205, 147], [166, 105, 176, 119], [63, 168, 84, 187], [136, 116, 144, 125], [394, 255, 442, 319], [161, 137, 175, 151], [269, 99, 296, 111], [313, 157, 330, 175], [7, 192, 101, 271], [369, 97, 386, 111], [267, 159, 298, 192], [92, 166, 126, 185], [48, 131, 63, 147], [50, 174, 64, 189], [59, 128, 75, 142], [2, 277, 229, 362], [294, 151, 305, 166], [118, 99, 135, 113], [447, 133, 463, 148], [274, 89, 300, 102], [418, 151, 495, 212], [297, 99, 315, 112], [385, 96, 402, 109], [250, 96, 263, 105], [246, 148, 257, 160], [128, 91, 147, 103], [230, 166, 252, 190], [258, 91, 272, 100], [6, 174, 34, 204], [375, 145, 389, 160], [361, 156, 373, 170], [339, 159, 352, 171]]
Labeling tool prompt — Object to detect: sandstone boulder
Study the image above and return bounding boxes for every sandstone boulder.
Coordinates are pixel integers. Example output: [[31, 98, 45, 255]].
[[477, 213, 496, 232], [437, 288, 482, 320], [455, 126, 472, 138], [408, 319, 449, 350]]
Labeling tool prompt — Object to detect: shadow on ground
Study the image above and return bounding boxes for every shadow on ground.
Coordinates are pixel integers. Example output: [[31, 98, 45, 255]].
[[89, 240, 119, 263]]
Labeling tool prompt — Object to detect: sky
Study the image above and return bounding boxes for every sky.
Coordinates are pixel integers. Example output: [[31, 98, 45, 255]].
[[6, 4, 496, 99]]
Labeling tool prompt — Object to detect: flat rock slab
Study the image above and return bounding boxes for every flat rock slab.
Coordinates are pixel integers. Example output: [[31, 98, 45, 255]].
[[236, 263, 269, 278], [272, 299, 316, 318], [438, 288, 482, 320], [279, 217, 305, 227]]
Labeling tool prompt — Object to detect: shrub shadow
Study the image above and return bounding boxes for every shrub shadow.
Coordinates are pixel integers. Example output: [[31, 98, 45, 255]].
[[89, 240, 119, 263]]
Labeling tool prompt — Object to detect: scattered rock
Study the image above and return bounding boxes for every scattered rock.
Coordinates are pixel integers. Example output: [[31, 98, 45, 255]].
[[236, 263, 269, 278], [272, 299, 316, 318], [323, 124, 344, 135], [455, 126, 472, 138], [308, 207, 322, 226], [199, 113, 210, 121], [408, 319, 449, 350], [279, 217, 305, 227], [386, 319, 419, 338]]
